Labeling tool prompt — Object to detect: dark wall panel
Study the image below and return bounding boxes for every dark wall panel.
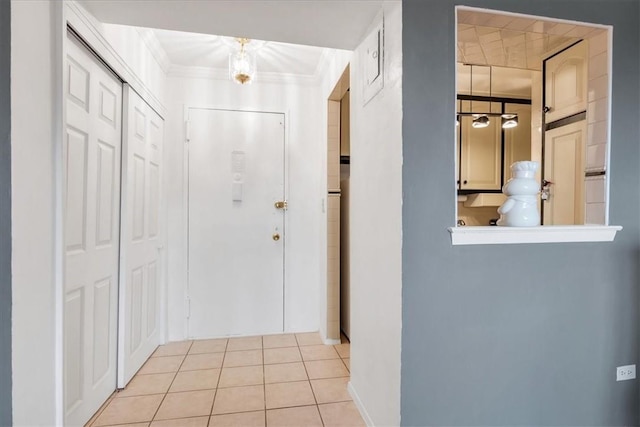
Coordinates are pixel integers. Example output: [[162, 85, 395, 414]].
[[402, 1, 640, 425], [0, 0, 12, 425]]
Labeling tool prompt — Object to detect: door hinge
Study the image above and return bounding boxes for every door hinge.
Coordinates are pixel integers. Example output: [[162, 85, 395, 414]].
[[185, 120, 191, 142], [185, 296, 191, 319]]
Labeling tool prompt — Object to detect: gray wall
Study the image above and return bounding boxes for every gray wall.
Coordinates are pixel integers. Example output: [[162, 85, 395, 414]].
[[402, 1, 640, 425], [0, 0, 11, 425]]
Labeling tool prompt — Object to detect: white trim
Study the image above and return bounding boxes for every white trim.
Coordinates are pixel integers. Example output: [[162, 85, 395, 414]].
[[53, 2, 65, 424], [323, 338, 341, 345], [448, 225, 622, 245], [348, 382, 374, 427], [604, 26, 614, 226], [456, 5, 612, 29], [282, 108, 291, 333], [453, 7, 616, 240], [183, 105, 191, 339], [168, 64, 320, 86]]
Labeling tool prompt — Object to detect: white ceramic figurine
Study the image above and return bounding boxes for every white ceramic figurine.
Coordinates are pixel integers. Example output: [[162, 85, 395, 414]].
[[497, 161, 540, 227]]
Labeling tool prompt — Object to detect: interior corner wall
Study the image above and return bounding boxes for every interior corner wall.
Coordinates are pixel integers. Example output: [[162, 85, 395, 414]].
[[349, 1, 403, 425], [164, 76, 324, 340], [11, 1, 60, 425], [0, 0, 12, 425], [402, 1, 640, 425]]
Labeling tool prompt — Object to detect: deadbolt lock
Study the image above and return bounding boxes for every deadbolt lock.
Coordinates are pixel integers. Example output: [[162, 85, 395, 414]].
[[274, 200, 288, 210], [272, 233, 280, 241]]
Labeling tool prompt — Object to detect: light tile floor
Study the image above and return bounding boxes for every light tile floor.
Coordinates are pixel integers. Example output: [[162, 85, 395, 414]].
[[86, 332, 363, 427]]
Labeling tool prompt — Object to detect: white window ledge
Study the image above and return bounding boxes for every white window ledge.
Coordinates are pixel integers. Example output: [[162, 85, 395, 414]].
[[448, 225, 622, 245]]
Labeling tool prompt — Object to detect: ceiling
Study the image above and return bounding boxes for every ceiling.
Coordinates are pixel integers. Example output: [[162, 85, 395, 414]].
[[79, 0, 385, 50], [457, 9, 606, 71], [145, 28, 328, 76]]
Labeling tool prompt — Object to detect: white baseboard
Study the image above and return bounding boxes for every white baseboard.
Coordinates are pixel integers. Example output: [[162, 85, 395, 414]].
[[348, 381, 374, 427], [323, 338, 341, 345]]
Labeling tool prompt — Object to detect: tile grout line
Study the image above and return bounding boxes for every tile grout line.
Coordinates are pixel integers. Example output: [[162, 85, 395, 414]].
[[297, 338, 325, 427], [149, 340, 194, 422], [209, 338, 230, 420], [93, 335, 347, 426], [91, 341, 193, 426], [85, 390, 116, 427], [262, 336, 267, 427]]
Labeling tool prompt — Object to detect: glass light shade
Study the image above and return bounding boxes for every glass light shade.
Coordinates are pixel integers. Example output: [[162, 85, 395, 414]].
[[229, 49, 256, 85], [472, 115, 490, 128], [501, 114, 518, 129]]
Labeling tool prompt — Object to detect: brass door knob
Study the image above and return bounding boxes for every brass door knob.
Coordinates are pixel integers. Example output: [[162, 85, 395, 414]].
[[272, 233, 280, 241], [274, 201, 288, 210]]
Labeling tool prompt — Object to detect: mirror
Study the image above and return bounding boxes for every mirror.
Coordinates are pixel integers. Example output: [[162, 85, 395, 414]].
[[456, 7, 611, 227]]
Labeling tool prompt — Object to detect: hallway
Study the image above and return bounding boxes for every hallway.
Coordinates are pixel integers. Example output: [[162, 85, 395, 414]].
[[86, 333, 362, 426]]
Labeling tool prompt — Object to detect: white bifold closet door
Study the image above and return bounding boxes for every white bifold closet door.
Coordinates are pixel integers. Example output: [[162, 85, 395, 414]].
[[117, 85, 164, 387], [64, 32, 123, 426]]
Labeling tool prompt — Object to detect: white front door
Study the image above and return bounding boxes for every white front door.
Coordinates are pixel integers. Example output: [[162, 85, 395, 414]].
[[117, 85, 164, 387], [543, 120, 586, 225], [64, 32, 122, 426], [187, 108, 286, 338]]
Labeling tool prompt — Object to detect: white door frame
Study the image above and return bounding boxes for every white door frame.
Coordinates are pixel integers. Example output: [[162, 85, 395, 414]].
[[182, 105, 290, 337], [57, 5, 168, 423]]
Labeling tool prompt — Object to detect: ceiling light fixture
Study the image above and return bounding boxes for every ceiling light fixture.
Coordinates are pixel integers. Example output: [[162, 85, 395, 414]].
[[229, 37, 256, 85], [458, 64, 518, 129], [501, 114, 519, 129], [472, 115, 490, 128]]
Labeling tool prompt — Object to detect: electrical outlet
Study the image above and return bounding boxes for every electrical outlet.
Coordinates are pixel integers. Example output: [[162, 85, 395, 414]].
[[616, 365, 636, 381]]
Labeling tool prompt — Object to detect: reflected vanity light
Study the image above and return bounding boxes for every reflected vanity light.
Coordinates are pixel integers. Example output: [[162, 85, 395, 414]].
[[458, 64, 518, 129], [458, 112, 519, 129], [501, 114, 518, 129], [472, 114, 490, 128]]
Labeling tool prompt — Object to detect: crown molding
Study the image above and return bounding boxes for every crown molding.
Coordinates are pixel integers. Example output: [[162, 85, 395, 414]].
[[312, 48, 333, 80], [136, 27, 172, 74], [168, 64, 321, 86]]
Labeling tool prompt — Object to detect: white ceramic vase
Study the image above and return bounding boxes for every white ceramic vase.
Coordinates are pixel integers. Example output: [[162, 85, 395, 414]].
[[497, 161, 540, 227]]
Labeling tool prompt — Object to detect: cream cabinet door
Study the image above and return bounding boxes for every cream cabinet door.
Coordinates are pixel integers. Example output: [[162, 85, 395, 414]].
[[503, 103, 532, 178], [543, 120, 586, 225], [460, 101, 502, 190], [544, 41, 587, 123]]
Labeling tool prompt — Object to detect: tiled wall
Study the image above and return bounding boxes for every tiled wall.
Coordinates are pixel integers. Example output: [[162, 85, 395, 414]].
[[328, 101, 341, 190], [326, 195, 341, 340], [340, 92, 350, 156], [585, 175, 606, 224], [326, 100, 341, 341], [585, 31, 609, 224]]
